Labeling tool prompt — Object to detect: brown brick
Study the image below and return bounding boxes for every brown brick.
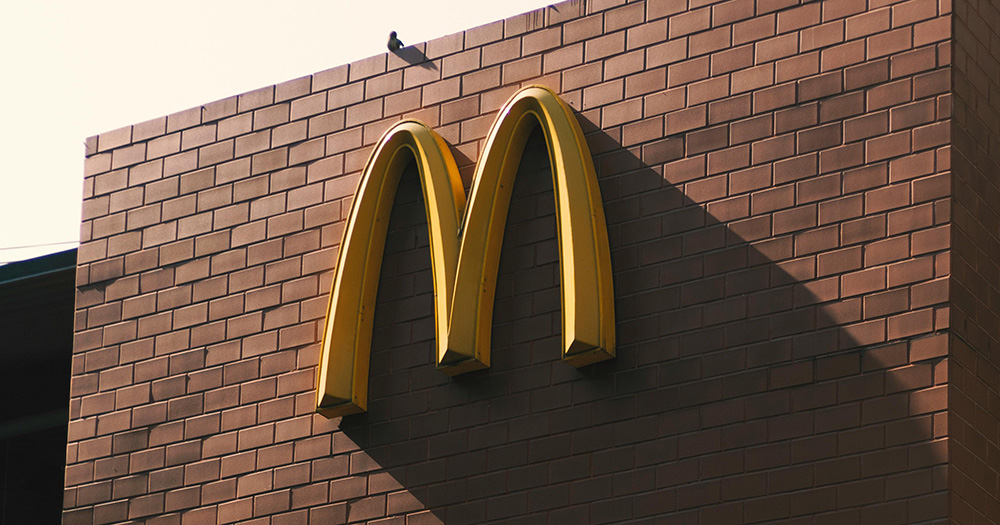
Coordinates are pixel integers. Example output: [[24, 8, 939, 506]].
[[668, 57, 710, 88], [65, 5, 968, 525]]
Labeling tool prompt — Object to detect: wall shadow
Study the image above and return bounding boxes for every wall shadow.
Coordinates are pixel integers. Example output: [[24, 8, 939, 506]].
[[330, 120, 949, 523], [392, 46, 438, 71]]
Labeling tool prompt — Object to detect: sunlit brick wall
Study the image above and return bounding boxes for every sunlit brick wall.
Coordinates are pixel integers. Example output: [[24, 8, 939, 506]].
[[68, 0, 960, 522]]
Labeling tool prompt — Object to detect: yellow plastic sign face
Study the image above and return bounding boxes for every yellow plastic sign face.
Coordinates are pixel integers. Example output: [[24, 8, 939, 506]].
[[316, 86, 615, 417]]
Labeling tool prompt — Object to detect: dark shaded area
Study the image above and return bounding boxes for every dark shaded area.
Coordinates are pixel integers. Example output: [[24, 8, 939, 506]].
[[392, 46, 438, 70], [950, 3, 1000, 522], [0, 249, 76, 524], [332, 118, 947, 523]]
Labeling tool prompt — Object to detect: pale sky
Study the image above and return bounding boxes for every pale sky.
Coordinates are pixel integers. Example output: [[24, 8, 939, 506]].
[[0, 0, 553, 264]]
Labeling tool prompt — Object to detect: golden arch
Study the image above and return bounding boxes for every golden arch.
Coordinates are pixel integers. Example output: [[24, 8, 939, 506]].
[[316, 86, 615, 417]]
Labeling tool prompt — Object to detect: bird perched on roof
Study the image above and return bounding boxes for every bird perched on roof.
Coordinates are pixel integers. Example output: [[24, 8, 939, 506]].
[[387, 31, 404, 51]]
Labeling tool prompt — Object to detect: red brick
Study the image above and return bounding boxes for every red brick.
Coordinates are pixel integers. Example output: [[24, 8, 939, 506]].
[[914, 16, 949, 47], [711, 47, 754, 78], [734, 15, 776, 46], [753, 83, 796, 113], [671, 8, 712, 39], [731, 115, 773, 144], [690, 27, 731, 58], [734, 64, 776, 95], [66, 5, 968, 525], [756, 33, 798, 64], [778, 52, 822, 84], [778, 3, 821, 33], [627, 19, 667, 50]]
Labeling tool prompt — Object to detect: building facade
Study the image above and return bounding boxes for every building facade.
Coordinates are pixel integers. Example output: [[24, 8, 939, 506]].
[[0, 249, 75, 524], [67, 0, 997, 522]]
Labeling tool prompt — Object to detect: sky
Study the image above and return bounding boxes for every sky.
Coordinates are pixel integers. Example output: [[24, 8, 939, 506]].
[[0, 0, 553, 265]]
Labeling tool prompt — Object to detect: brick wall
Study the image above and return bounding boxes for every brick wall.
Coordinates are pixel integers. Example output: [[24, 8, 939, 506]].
[[951, 0, 1000, 523], [68, 0, 960, 522]]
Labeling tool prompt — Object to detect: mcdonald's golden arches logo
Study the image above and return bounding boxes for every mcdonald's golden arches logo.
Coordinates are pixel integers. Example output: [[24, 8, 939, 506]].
[[316, 86, 615, 417]]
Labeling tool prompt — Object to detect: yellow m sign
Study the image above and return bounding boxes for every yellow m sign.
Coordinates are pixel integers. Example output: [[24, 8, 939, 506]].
[[316, 86, 615, 417]]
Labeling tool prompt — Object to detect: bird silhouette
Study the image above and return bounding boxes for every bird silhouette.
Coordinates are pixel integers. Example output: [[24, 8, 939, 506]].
[[387, 31, 404, 51]]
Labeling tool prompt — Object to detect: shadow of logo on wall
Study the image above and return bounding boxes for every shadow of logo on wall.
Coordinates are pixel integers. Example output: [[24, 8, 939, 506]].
[[323, 110, 948, 522]]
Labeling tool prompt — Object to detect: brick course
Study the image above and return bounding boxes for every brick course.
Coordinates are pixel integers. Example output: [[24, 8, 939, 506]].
[[68, 0, 973, 522]]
